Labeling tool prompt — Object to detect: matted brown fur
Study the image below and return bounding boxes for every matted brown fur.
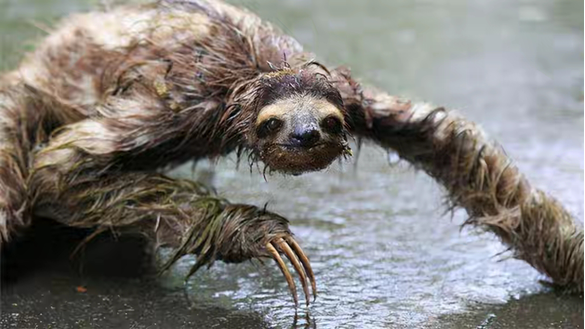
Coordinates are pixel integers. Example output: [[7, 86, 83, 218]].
[[339, 79, 584, 293], [0, 0, 582, 306], [0, 0, 335, 306]]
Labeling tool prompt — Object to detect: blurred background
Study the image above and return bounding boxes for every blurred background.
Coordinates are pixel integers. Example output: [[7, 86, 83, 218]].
[[0, 0, 583, 328]]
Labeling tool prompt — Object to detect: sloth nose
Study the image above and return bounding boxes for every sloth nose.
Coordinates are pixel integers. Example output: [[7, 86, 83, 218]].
[[290, 127, 321, 147]]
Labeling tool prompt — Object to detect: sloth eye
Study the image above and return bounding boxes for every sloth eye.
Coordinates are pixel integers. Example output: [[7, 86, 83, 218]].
[[257, 118, 283, 138], [321, 116, 342, 134]]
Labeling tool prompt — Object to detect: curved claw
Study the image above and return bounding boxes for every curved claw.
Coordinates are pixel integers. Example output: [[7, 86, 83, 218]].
[[266, 242, 298, 307], [284, 236, 317, 300], [266, 236, 317, 308], [275, 238, 311, 306]]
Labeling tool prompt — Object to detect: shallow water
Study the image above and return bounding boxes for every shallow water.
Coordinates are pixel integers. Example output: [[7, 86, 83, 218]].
[[1, 0, 583, 328]]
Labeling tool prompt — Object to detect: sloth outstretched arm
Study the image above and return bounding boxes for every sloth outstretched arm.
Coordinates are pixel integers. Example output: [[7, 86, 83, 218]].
[[331, 69, 583, 292]]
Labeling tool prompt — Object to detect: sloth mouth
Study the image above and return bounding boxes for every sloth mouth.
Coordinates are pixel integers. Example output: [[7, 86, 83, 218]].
[[276, 143, 326, 150], [258, 141, 344, 175]]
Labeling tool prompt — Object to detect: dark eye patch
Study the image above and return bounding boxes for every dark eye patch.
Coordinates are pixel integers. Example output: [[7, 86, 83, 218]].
[[321, 115, 342, 134], [257, 118, 283, 138]]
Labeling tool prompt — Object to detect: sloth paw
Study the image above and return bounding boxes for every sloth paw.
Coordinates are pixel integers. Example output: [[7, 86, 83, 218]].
[[214, 205, 317, 307], [265, 235, 316, 307], [161, 204, 317, 307]]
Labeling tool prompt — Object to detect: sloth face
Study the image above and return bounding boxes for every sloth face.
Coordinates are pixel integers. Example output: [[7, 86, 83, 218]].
[[245, 68, 350, 175], [252, 93, 348, 175]]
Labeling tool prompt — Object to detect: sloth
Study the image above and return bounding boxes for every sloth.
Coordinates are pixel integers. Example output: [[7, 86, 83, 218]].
[[1, 0, 583, 311], [0, 0, 396, 307]]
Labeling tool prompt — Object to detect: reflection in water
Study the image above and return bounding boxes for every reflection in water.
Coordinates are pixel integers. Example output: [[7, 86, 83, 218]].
[[290, 310, 316, 329], [0, 0, 583, 328]]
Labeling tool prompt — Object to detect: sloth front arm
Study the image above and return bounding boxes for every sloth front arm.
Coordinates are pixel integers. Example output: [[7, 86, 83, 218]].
[[28, 99, 316, 306]]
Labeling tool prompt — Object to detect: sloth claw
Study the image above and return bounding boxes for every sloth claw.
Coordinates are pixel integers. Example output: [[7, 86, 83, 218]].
[[275, 238, 311, 306], [266, 242, 298, 307], [266, 236, 316, 307], [284, 236, 317, 300]]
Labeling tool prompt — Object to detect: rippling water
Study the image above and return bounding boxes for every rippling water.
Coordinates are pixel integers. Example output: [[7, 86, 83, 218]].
[[1, 0, 583, 328]]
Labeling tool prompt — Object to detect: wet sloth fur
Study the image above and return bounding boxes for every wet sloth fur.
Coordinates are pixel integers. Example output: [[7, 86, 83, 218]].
[[0, 0, 358, 307], [1, 0, 582, 308]]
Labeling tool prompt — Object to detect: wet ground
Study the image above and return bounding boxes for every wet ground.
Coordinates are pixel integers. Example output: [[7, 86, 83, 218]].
[[1, 0, 583, 328]]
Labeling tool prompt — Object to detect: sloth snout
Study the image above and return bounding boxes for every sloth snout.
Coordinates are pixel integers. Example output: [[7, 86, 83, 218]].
[[290, 126, 321, 147]]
